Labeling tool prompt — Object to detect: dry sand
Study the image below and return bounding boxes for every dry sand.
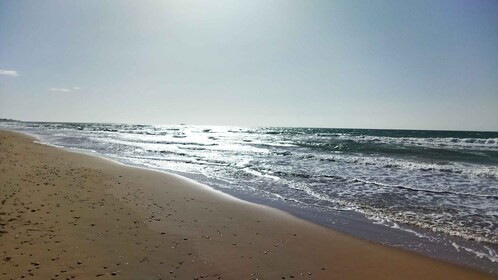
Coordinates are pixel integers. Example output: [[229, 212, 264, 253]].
[[0, 130, 496, 280]]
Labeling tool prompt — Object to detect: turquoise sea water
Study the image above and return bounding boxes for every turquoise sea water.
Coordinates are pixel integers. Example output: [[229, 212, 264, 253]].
[[2, 121, 497, 273]]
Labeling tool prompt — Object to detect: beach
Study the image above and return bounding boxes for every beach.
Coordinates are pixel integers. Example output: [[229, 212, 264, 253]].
[[0, 129, 495, 280]]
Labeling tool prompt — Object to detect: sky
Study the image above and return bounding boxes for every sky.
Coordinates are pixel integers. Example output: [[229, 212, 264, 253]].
[[0, 0, 497, 131]]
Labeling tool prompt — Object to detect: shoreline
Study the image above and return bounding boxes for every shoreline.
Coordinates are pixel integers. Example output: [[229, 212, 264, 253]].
[[26, 130, 498, 274], [1, 129, 496, 279]]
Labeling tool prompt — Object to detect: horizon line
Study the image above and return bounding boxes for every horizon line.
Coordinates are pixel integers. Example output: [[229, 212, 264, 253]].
[[1, 118, 497, 133]]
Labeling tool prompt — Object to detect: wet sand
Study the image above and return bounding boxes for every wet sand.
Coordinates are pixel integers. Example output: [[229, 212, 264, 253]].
[[0, 130, 496, 280]]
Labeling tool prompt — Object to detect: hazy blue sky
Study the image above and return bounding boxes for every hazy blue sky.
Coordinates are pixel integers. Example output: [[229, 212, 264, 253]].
[[1, 0, 497, 130]]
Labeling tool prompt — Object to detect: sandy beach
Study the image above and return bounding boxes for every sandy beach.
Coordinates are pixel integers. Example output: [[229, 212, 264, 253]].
[[0, 129, 495, 280]]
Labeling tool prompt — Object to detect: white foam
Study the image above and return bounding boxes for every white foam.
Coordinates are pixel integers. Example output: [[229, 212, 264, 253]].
[[452, 242, 498, 263], [316, 153, 498, 179], [332, 134, 498, 151]]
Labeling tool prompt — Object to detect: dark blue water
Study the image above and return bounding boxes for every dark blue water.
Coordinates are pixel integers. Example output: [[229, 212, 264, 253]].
[[2, 121, 497, 273]]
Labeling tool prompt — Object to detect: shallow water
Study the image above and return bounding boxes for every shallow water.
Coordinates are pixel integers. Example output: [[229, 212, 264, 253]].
[[2, 121, 497, 273]]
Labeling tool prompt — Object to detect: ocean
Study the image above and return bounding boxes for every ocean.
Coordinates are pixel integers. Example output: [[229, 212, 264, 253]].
[[1, 121, 497, 273]]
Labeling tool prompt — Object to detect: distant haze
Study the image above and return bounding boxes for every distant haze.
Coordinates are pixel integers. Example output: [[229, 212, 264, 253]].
[[1, 0, 497, 131]]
